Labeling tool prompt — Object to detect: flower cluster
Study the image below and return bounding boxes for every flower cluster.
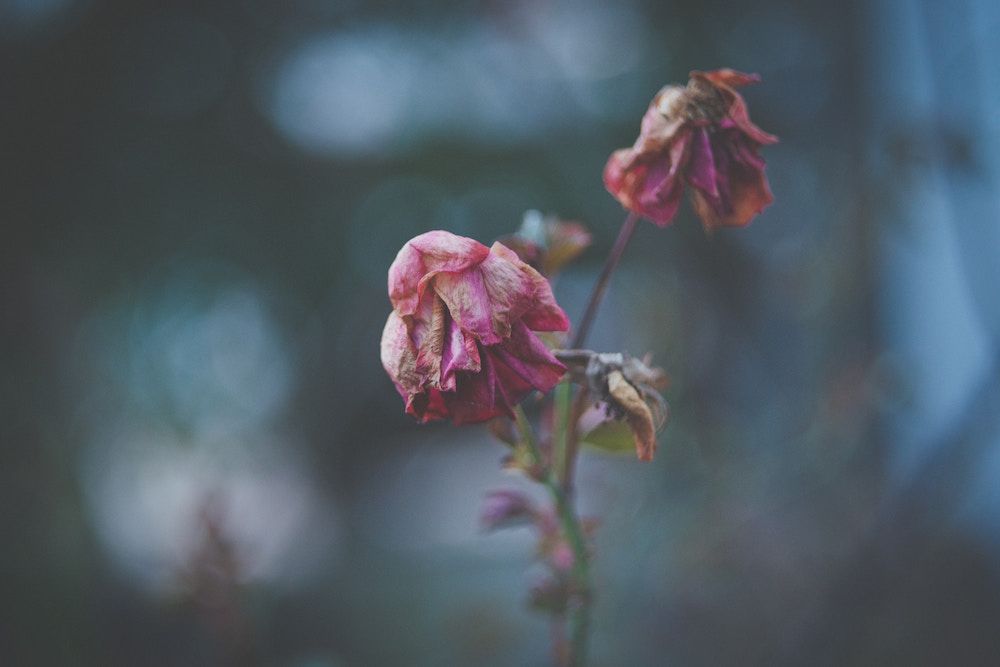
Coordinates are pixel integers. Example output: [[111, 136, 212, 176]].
[[378, 67, 776, 667]]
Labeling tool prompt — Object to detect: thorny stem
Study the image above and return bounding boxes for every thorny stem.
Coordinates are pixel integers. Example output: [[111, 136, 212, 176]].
[[513, 406, 592, 667], [570, 211, 640, 349]]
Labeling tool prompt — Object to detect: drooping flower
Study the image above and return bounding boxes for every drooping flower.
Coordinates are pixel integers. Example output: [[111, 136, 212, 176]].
[[381, 231, 570, 425], [604, 69, 778, 231]]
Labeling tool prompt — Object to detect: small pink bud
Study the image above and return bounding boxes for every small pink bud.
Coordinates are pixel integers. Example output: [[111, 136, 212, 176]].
[[480, 489, 536, 531], [549, 541, 575, 573]]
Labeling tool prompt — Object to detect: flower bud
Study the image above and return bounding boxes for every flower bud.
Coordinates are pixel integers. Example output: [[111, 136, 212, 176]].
[[499, 210, 592, 278], [480, 489, 536, 532]]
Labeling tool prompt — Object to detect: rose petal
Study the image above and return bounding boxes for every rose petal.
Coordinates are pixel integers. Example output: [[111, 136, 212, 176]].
[[388, 231, 490, 317], [434, 242, 568, 345], [686, 127, 719, 198], [380, 310, 420, 393], [440, 314, 480, 391], [488, 320, 566, 393], [690, 69, 778, 146], [690, 165, 772, 231]]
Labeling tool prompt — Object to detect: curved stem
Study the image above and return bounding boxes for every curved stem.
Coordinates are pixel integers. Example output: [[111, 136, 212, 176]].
[[570, 211, 640, 349]]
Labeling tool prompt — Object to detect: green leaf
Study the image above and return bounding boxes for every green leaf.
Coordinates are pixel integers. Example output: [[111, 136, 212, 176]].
[[580, 420, 634, 455]]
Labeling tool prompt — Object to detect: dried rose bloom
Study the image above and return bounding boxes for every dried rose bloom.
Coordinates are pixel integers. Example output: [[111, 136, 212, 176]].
[[604, 69, 778, 231], [381, 231, 570, 425]]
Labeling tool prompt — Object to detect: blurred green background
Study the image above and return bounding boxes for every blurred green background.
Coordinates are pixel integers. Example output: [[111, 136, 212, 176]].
[[5, 0, 1000, 665]]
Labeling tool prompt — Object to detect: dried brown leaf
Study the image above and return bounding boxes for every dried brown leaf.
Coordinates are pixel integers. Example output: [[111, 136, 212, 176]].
[[607, 370, 657, 462]]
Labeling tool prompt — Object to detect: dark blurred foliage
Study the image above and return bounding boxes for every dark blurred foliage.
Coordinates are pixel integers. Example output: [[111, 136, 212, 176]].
[[3, 0, 1000, 665]]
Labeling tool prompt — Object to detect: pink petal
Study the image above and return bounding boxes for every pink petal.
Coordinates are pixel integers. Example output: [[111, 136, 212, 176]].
[[432, 263, 499, 344], [388, 231, 490, 317], [406, 386, 450, 423], [434, 242, 568, 345], [380, 310, 421, 394], [690, 69, 778, 146], [631, 128, 693, 226], [690, 132, 773, 231], [445, 349, 509, 424], [437, 324, 566, 425], [690, 68, 761, 89], [603, 148, 633, 200], [491, 243, 570, 333], [634, 97, 687, 155], [488, 320, 566, 393], [440, 316, 480, 391], [686, 127, 719, 198]]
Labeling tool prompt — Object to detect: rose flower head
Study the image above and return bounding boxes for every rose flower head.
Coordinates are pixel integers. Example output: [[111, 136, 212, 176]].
[[604, 69, 778, 231], [381, 231, 570, 425]]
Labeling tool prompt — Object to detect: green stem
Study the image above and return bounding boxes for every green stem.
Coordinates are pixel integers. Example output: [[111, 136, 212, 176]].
[[545, 477, 591, 667], [513, 405, 543, 466], [537, 212, 642, 665], [553, 380, 572, 486], [513, 405, 592, 667]]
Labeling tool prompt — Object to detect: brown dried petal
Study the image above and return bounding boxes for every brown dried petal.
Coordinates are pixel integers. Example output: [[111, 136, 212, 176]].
[[607, 370, 657, 462]]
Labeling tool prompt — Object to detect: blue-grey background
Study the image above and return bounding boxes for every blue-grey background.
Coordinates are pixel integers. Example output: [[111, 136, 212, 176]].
[[4, 0, 1000, 665]]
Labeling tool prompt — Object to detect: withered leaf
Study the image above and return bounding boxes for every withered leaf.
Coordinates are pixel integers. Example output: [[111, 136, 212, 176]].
[[607, 370, 657, 462]]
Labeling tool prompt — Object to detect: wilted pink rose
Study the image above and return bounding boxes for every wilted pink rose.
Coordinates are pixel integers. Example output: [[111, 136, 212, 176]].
[[381, 231, 570, 425], [604, 69, 778, 231]]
